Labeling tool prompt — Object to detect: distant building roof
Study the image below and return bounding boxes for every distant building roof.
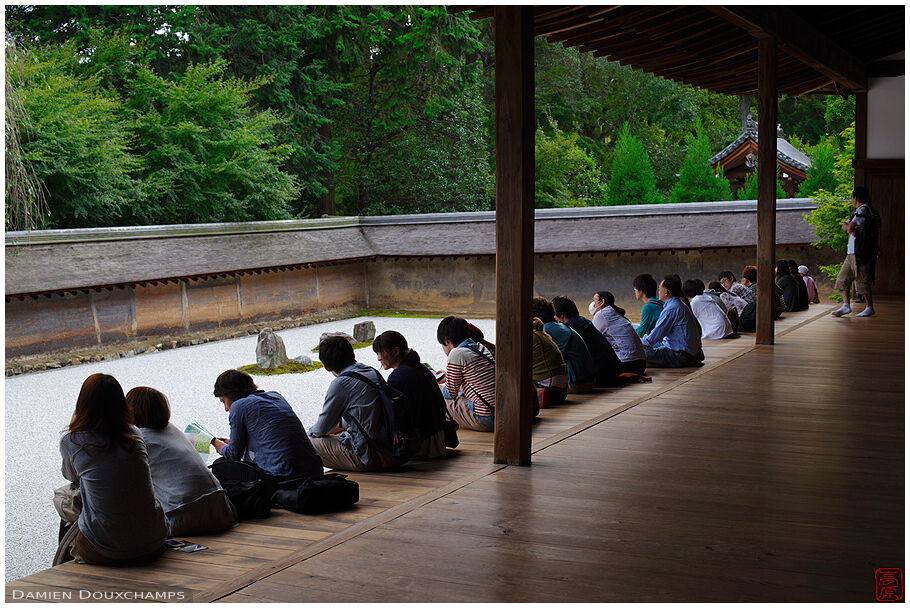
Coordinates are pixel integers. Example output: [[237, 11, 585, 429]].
[[710, 116, 811, 172]]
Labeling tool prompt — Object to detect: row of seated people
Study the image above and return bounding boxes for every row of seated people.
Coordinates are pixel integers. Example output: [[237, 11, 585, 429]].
[[56, 264, 819, 565]]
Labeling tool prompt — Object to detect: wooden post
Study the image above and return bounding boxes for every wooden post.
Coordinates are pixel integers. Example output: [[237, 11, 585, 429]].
[[756, 37, 778, 345], [493, 6, 534, 466], [854, 91, 868, 188]]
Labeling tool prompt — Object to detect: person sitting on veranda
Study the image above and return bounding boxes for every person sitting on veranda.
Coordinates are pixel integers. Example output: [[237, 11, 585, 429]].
[[787, 259, 810, 310], [58, 373, 168, 565], [709, 280, 748, 318], [531, 316, 569, 406], [372, 330, 448, 459], [699, 278, 739, 332], [589, 290, 647, 375], [309, 337, 402, 470], [437, 316, 497, 432], [718, 270, 754, 304], [466, 323, 497, 356], [632, 273, 664, 338], [684, 279, 734, 340], [797, 265, 820, 304], [641, 275, 705, 368], [128, 386, 236, 536], [213, 369, 324, 480], [532, 297, 597, 393], [552, 294, 624, 387], [776, 260, 801, 313], [743, 264, 784, 318]]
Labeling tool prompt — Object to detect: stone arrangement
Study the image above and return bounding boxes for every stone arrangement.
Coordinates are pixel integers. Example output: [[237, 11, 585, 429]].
[[255, 328, 288, 369], [353, 320, 376, 343]]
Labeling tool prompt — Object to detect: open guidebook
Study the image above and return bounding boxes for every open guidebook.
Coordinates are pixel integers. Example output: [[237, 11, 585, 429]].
[[184, 422, 214, 454]]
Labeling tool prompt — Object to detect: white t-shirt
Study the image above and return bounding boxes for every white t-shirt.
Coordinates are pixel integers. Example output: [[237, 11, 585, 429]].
[[690, 295, 733, 340]]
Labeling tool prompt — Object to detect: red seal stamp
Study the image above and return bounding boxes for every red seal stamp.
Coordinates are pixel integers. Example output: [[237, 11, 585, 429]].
[[875, 568, 903, 601]]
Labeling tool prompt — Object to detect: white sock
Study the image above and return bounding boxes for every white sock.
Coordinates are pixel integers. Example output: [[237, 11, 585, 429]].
[[856, 307, 874, 317]]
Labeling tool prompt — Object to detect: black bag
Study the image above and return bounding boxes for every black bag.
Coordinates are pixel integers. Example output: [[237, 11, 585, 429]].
[[443, 416, 460, 448], [271, 473, 359, 514], [738, 302, 756, 332], [210, 458, 272, 520]]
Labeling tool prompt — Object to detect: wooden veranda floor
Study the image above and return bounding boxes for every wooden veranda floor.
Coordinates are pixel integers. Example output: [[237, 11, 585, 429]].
[[7, 301, 904, 602]]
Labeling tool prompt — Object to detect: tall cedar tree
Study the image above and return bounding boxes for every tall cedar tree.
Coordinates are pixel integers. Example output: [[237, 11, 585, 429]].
[[607, 123, 658, 205], [670, 120, 730, 203]]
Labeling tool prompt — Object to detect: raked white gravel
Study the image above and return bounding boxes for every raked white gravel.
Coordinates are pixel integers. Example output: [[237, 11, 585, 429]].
[[5, 316, 495, 582]]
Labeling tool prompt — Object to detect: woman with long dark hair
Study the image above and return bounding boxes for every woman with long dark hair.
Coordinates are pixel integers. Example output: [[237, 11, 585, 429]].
[[128, 387, 237, 536], [373, 330, 449, 458], [58, 374, 167, 564]]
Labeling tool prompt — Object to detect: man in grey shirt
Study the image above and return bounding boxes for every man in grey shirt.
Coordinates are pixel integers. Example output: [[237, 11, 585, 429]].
[[309, 336, 398, 471]]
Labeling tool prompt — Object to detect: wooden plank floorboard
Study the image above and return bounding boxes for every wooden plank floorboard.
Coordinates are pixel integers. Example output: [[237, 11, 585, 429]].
[[8, 304, 900, 602], [226, 301, 902, 602]]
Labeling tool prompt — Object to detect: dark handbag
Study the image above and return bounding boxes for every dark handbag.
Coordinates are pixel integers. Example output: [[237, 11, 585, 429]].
[[443, 415, 459, 448], [271, 473, 359, 514], [210, 458, 272, 520]]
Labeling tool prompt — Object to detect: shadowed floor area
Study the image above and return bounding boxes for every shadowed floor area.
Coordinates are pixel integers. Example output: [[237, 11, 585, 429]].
[[6, 301, 903, 602]]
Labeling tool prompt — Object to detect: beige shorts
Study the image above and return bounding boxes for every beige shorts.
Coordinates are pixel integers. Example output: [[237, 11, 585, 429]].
[[445, 393, 491, 432], [834, 253, 874, 293]]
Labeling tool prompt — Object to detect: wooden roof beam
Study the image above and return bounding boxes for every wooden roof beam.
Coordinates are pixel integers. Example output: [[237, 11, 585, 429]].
[[707, 6, 867, 91]]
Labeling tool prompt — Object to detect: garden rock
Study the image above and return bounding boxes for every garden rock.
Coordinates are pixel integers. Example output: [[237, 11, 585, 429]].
[[291, 355, 313, 366], [256, 328, 287, 369], [318, 331, 356, 346], [353, 321, 376, 343]]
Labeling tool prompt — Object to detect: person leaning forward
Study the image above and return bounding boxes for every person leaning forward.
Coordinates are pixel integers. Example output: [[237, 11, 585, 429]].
[[437, 316, 497, 432], [309, 336, 401, 471]]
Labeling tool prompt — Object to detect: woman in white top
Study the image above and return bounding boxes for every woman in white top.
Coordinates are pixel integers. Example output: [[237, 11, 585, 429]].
[[127, 387, 237, 536], [590, 291, 647, 375]]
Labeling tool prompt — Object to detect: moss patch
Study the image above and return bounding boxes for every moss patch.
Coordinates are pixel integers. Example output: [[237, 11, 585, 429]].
[[356, 309, 439, 319], [310, 339, 374, 353], [238, 361, 324, 376]]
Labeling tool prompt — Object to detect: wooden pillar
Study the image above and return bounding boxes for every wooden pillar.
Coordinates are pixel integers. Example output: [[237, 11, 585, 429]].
[[493, 6, 534, 466], [756, 37, 778, 345], [854, 91, 868, 188]]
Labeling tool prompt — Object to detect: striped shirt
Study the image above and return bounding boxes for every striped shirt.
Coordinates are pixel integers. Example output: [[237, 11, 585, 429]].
[[445, 339, 496, 418]]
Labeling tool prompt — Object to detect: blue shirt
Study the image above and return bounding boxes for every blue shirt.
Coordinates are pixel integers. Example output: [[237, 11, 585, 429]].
[[221, 390, 323, 479], [543, 321, 597, 385], [309, 363, 390, 465], [640, 297, 702, 356]]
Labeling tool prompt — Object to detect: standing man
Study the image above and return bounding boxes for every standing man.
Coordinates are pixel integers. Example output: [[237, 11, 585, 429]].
[[832, 187, 880, 318]]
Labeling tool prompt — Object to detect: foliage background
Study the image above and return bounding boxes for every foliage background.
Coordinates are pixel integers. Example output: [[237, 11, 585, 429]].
[[6, 6, 852, 230]]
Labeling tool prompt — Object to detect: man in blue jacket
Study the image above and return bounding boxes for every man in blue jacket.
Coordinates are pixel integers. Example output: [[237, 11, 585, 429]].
[[641, 275, 704, 368]]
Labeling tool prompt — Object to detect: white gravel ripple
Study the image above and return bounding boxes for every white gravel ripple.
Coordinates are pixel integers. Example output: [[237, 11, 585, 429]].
[[5, 316, 495, 581]]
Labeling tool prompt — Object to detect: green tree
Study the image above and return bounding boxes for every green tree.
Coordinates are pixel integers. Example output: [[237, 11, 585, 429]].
[[607, 123, 658, 205], [535, 125, 607, 208], [125, 60, 299, 224], [735, 168, 787, 200], [798, 140, 838, 197], [6, 40, 138, 228], [670, 120, 731, 203], [805, 122, 855, 253]]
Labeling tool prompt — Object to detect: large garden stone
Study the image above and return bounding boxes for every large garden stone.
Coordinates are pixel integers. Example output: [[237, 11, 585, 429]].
[[318, 331, 355, 346], [353, 321, 376, 343], [256, 328, 287, 369]]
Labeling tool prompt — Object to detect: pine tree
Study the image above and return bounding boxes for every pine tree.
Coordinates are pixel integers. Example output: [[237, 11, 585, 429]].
[[607, 123, 658, 205], [670, 119, 730, 203], [736, 167, 787, 200], [798, 139, 838, 197]]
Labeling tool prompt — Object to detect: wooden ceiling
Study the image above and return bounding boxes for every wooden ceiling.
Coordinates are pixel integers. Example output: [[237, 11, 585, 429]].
[[451, 5, 905, 96]]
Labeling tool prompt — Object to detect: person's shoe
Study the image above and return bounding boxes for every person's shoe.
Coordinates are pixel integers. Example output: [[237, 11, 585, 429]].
[[831, 304, 851, 317], [856, 307, 874, 317], [854, 294, 866, 303]]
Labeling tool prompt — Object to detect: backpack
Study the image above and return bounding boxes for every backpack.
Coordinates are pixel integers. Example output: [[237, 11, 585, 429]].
[[340, 370, 418, 462], [209, 458, 272, 520], [271, 473, 359, 514], [854, 203, 881, 265]]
